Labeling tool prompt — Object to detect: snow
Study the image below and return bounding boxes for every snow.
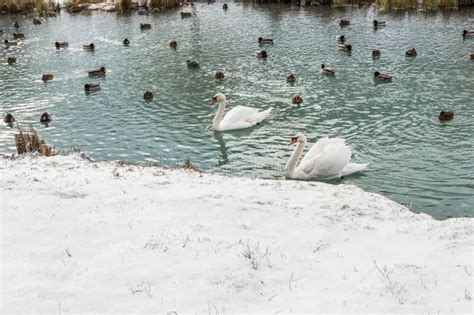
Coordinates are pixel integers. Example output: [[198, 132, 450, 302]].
[[1, 154, 472, 313]]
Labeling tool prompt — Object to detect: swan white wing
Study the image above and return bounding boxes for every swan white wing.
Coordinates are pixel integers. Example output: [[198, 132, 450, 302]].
[[301, 137, 346, 164], [299, 140, 352, 178], [220, 106, 272, 131], [245, 107, 272, 124], [221, 106, 258, 126]]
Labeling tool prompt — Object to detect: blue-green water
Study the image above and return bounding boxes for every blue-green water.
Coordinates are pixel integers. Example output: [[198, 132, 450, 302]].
[[1, 4, 473, 219]]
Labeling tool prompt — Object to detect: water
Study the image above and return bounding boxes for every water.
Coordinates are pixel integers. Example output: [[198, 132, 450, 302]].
[[1, 3, 473, 219]]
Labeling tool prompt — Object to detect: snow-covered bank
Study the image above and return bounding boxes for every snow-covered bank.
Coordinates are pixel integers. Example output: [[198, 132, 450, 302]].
[[1, 154, 472, 313]]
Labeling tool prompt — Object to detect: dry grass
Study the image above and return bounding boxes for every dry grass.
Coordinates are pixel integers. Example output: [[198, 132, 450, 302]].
[[14, 124, 55, 156], [375, 0, 459, 9], [0, 0, 51, 13], [181, 157, 198, 171], [148, 0, 181, 9]]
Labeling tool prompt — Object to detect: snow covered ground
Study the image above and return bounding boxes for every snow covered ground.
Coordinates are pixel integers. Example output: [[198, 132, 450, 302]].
[[0, 154, 472, 313]]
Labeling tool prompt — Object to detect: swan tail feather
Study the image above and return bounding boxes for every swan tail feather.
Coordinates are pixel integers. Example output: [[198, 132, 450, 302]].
[[246, 107, 272, 124], [341, 163, 369, 176]]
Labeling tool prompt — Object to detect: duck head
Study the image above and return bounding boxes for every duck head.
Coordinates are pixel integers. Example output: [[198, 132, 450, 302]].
[[4, 113, 15, 123], [40, 112, 51, 123], [144, 91, 153, 100], [286, 74, 296, 82], [292, 96, 303, 105]]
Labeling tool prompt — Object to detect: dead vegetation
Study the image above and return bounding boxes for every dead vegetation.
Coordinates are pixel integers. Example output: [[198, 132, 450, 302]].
[[14, 124, 55, 156], [181, 157, 198, 170]]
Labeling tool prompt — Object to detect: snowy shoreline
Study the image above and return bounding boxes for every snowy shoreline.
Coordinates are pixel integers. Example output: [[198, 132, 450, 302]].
[[1, 154, 472, 313]]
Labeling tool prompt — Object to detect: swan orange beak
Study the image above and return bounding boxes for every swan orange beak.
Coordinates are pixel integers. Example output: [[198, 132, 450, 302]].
[[288, 139, 297, 145]]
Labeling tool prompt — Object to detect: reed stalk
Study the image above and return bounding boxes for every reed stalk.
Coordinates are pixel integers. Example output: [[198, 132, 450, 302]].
[[437, 0, 458, 8], [148, 0, 180, 9], [14, 124, 55, 156], [121, 0, 131, 12]]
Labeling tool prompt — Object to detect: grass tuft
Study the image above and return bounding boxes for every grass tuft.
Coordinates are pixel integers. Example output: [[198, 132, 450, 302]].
[[181, 157, 198, 171], [14, 124, 55, 156]]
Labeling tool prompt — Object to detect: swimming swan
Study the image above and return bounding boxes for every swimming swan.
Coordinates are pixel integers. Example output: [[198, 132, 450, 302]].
[[209, 93, 272, 131], [285, 133, 368, 180]]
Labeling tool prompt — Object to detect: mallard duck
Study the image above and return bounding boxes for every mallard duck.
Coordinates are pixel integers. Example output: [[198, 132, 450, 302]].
[[40, 112, 52, 123], [335, 35, 345, 42], [214, 71, 225, 79], [223, 3, 228, 10], [320, 64, 335, 75], [256, 50, 268, 58], [374, 71, 392, 82], [186, 59, 200, 68], [88, 67, 106, 76], [33, 18, 42, 25], [140, 23, 151, 30], [462, 30, 474, 37], [181, 12, 192, 18], [291, 96, 303, 105], [84, 83, 100, 92], [405, 48, 417, 57], [373, 20, 386, 27], [258, 37, 273, 45], [13, 33, 25, 39], [55, 41, 68, 49], [83, 43, 95, 50], [3, 113, 15, 124], [143, 91, 154, 100], [8, 57, 17, 64], [4, 40, 18, 47], [438, 111, 454, 121], [286, 74, 296, 83], [169, 40, 177, 48], [339, 19, 350, 27], [123, 38, 130, 46], [338, 44, 352, 51], [372, 49, 381, 58], [42, 74, 54, 81], [13, 22, 19, 28]]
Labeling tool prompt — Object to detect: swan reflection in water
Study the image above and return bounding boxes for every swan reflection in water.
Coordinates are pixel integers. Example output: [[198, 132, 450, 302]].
[[213, 131, 228, 166]]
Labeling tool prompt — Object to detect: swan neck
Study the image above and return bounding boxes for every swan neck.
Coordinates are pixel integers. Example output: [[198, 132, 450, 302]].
[[285, 142, 305, 177], [212, 99, 226, 130]]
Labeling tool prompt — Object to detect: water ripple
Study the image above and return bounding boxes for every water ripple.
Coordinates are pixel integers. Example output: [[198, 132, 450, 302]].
[[1, 4, 473, 219]]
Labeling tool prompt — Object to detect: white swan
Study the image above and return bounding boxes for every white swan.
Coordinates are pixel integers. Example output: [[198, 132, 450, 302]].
[[285, 133, 368, 180], [210, 93, 272, 131]]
